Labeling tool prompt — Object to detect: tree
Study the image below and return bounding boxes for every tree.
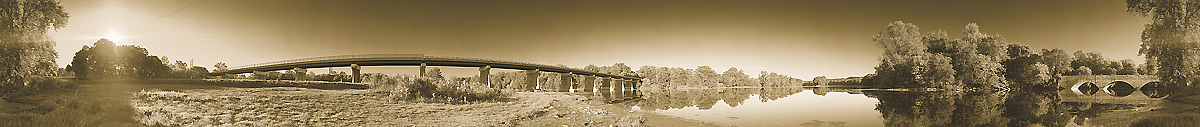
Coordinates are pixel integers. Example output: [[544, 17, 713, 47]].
[[945, 24, 1009, 90], [426, 67, 443, 79], [1128, 0, 1200, 89], [214, 62, 229, 72], [67, 39, 171, 80], [694, 66, 719, 87], [0, 0, 69, 86], [721, 67, 753, 87], [1075, 66, 1093, 75], [1039, 49, 1074, 77], [870, 21, 928, 88], [1118, 59, 1138, 75]]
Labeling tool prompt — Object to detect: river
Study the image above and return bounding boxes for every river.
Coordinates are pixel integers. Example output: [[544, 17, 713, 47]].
[[599, 86, 1171, 127]]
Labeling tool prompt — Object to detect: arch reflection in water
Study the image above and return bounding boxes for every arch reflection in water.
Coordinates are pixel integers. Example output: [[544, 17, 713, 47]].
[[1103, 81, 1136, 97], [1138, 82, 1170, 98]]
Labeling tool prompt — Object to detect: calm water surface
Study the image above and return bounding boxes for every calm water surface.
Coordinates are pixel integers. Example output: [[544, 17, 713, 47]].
[[602, 86, 1169, 127]]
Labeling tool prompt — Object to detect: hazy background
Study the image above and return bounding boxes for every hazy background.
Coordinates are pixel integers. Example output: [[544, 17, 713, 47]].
[[49, 0, 1147, 79]]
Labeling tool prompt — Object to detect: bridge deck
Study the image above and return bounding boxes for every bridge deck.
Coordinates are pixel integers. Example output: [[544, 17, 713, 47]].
[[210, 54, 640, 79]]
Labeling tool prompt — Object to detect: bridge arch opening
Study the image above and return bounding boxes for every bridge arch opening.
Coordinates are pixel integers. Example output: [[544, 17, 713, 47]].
[[1104, 81, 1136, 97], [1073, 82, 1099, 96], [1140, 82, 1171, 98]]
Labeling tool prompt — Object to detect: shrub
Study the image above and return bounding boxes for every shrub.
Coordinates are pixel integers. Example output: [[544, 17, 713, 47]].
[[366, 75, 513, 103], [0, 77, 76, 98]]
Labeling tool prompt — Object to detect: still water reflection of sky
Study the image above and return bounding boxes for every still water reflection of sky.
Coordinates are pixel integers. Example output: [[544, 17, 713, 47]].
[[650, 90, 883, 127], [612, 86, 1167, 127]]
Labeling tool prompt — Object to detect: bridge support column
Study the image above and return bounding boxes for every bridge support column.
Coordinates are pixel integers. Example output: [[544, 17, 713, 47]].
[[600, 77, 611, 91], [582, 75, 595, 92], [632, 80, 639, 89], [419, 62, 427, 77], [351, 64, 361, 83], [628, 79, 638, 89], [292, 67, 303, 81], [525, 69, 539, 92], [479, 65, 490, 86], [559, 73, 573, 92], [614, 78, 625, 91]]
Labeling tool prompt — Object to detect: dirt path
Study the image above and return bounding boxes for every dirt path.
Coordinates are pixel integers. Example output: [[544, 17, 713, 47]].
[[132, 87, 724, 126]]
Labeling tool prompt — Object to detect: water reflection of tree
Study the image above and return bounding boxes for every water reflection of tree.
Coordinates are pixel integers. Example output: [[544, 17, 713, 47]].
[[633, 88, 806, 111], [868, 90, 1144, 127]]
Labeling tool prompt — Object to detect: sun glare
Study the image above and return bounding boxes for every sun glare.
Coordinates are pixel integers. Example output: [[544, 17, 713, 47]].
[[102, 30, 128, 43]]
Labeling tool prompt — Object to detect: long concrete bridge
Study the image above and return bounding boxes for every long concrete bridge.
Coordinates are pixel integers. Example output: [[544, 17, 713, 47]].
[[209, 54, 641, 92]]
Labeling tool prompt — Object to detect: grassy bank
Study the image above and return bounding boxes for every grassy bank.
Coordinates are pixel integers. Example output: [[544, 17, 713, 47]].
[[0, 77, 141, 127]]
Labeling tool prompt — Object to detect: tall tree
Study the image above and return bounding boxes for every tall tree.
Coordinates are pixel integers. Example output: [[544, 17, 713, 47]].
[[1039, 49, 1074, 77], [694, 66, 719, 87], [213, 62, 229, 72], [871, 21, 928, 88], [68, 39, 171, 80], [0, 0, 69, 85], [1128, 0, 1200, 88]]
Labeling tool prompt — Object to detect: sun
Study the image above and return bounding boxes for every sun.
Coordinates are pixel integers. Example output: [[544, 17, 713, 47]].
[[101, 30, 128, 42]]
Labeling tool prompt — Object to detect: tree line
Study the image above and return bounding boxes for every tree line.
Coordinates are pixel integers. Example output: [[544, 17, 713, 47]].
[[862, 21, 1158, 90], [66, 39, 212, 80], [364, 63, 808, 90]]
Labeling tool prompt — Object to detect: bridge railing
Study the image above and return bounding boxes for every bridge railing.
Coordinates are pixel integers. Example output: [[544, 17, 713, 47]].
[[230, 54, 425, 70], [223, 54, 637, 79], [422, 56, 559, 68]]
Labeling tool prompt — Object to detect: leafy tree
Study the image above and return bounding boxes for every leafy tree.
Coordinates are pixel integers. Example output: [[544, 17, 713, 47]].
[[924, 54, 960, 89], [426, 67, 443, 79], [0, 0, 69, 86], [1039, 49, 1074, 77], [1140, 58, 1159, 75], [213, 62, 229, 72], [953, 23, 1009, 89], [1075, 66, 1093, 75], [721, 67, 754, 87], [870, 21, 928, 88], [1128, 0, 1200, 89], [68, 39, 172, 80], [1118, 59, 1138, 75], [693, 66, 719, 87]]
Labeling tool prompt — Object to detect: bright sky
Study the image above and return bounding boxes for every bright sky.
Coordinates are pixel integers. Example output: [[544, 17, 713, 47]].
[[48, 0, 1149, 79]]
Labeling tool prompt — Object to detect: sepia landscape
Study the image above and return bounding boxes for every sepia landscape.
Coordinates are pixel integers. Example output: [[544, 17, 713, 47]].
[[4, 0, 1200, 127]]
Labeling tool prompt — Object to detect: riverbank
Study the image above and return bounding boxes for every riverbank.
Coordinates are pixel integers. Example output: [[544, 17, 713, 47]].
[[131, 87, 727, 126]]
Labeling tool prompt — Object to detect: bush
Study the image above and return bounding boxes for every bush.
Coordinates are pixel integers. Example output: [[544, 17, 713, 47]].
[[0, 77, 76, 98], [366, 75, 513, 104]]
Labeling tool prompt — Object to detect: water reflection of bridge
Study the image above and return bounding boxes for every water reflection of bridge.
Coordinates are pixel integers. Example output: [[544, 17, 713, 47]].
[[592, 86, 868, 110]]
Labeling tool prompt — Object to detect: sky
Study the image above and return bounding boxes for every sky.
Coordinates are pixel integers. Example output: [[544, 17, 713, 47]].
[[48, 0, 1149, 79]]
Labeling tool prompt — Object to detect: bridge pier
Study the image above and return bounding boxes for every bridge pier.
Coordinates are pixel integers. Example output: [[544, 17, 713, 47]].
[[479, 65, 490, 86], [525, 69, 540, 92], [628, 79, 638, 89], [600, 77, 611, 91], [351, 64, 360, 83], [614, 78, 625, 91], [559, 72, 572, 92], [582, 75, 595, 92], [419, 62, 427, 77], [629, 80, 638, 90], [293, 67, 308, 81]]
